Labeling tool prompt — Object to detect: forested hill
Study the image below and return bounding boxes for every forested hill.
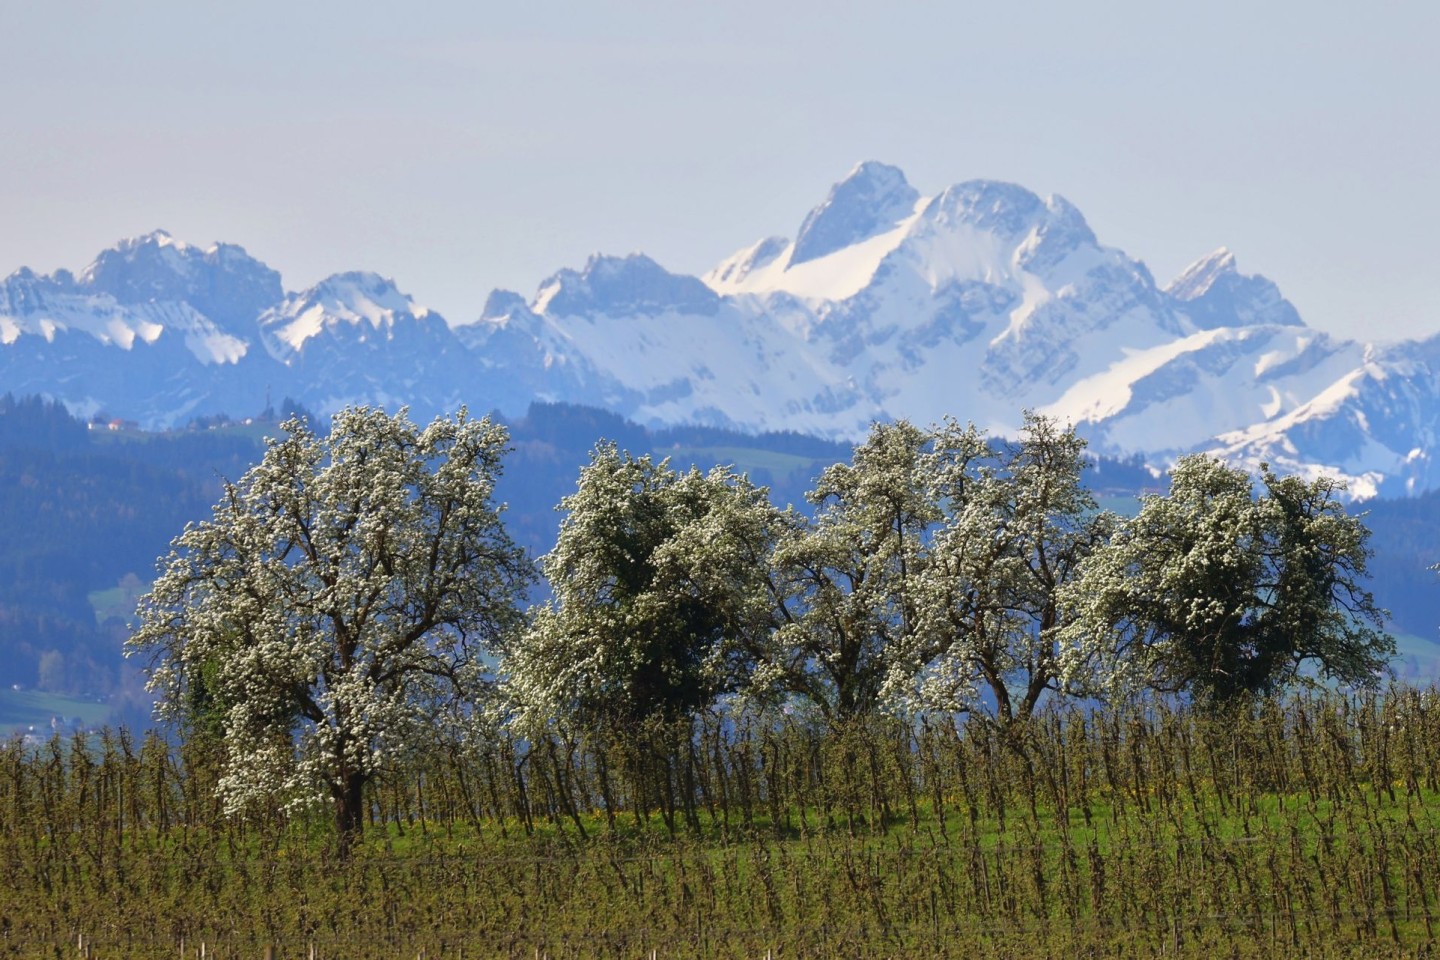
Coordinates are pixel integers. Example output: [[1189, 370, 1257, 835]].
[[0, 396, 264, 718], [0, 395, 1435, 730], [1361, 490, 1440, 665]]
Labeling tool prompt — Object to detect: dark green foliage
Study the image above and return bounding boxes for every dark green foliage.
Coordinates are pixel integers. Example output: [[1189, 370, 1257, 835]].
[[0, 393, 88, 451], [1063, 457, 1392, 707]]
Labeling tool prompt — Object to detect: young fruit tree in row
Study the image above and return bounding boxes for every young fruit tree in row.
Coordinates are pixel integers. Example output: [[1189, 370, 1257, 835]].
[[1057, 455, 1392, 706], [128, 407, 533, 846]]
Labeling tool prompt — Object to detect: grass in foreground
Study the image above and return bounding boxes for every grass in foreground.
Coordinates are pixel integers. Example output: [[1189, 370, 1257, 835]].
[[1, 691, 1438, 958]]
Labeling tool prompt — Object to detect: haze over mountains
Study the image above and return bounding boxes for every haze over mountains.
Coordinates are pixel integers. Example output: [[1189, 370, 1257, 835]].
[[4, 162, 1437, 498]]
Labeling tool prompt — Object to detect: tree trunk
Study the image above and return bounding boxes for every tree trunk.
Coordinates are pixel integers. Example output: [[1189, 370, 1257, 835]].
[[335, 770, 368, 854]]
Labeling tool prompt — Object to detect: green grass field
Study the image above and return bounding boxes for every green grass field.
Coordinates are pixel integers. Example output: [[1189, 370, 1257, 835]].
[[0, 688, 113, 730], [1388, 630, 1440, 681], [2, 693, 1438, 957], [87, 582, 144, 625], [666, 444, 834, 486]]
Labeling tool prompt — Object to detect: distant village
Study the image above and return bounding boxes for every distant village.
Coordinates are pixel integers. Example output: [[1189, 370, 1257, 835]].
[[5, 685, 102, 744], [85, 398, 315, 436]]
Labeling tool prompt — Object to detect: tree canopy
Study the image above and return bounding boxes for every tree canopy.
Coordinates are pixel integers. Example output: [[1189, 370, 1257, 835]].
[[764, 420, 943, 719], [505, 444, 790, 733], [910, 413, 1116, 721], [128, 407, 533, 842], [125, 402, 1398, 850], [752, 414, 1118, 723], [1058, 456, 1392, 706]]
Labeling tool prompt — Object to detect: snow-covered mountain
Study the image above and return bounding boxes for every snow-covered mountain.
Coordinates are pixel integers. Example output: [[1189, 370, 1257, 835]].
[[0, 232, 518, 427], [255, 271, 486, 416], [3, 164, 1438, 497], [463, 162, 1431, 496], [0, 233, 266, 424]]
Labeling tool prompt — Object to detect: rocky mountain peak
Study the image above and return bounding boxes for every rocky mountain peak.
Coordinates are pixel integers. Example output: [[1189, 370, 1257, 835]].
[[789, 161, 920, 267], [1167, 248, 1238, 300], [924, 180, 1050, 239], [1167, 249, 1302, 330], [535, 253, 720, 318], [78, 230, 282, 332]]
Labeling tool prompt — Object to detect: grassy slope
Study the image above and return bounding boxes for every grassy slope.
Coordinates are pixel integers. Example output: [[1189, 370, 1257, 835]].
[[0, 688, 112, 730], [1389, 631, 1440, 682]]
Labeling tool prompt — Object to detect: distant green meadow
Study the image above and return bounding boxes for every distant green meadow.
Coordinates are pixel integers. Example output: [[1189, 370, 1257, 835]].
[[1389, 631, 1440, 682], [0, 688, 112, 730]]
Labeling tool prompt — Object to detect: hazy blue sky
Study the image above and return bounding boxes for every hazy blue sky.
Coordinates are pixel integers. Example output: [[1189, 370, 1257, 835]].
[[2, 1, 1435, 341]]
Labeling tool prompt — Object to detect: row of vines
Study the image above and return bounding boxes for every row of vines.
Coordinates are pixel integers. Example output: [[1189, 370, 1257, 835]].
[[2, 688, 1439, 957]]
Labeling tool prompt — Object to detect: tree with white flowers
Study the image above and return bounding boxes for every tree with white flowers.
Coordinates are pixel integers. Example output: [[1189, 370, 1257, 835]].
[[128, 407, 533, 845], [765, 420, 943, 719], [1057, 455, 1391, 706], [905, 413, 1115, 721], [506, 444, 792, 733], [754, 415, 1111, 723]]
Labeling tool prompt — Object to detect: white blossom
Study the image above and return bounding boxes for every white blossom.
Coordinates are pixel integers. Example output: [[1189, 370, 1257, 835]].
[[1056, 455, 1392, 705], [503, 444, 792, 734], [894, 412, 1113, 722], [128, 407, 533, 839]]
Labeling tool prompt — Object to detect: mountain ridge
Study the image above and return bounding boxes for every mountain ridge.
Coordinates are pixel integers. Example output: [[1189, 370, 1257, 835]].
[[2, 162, 1435, 498]]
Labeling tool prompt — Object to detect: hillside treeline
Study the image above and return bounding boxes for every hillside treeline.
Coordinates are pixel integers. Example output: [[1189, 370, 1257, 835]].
[[0, 397, 854, 709], [0, 396, 261, 701]]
